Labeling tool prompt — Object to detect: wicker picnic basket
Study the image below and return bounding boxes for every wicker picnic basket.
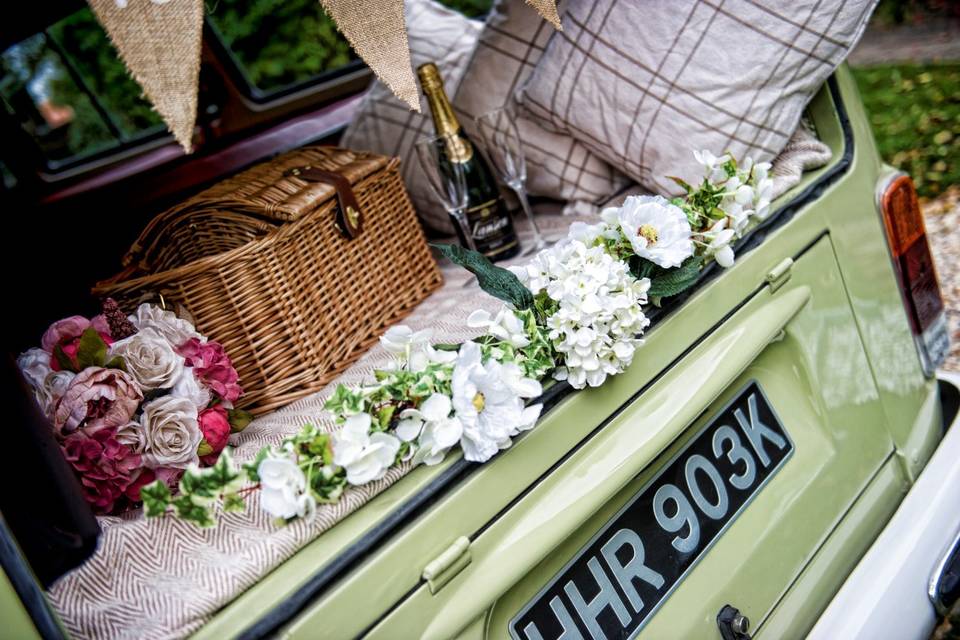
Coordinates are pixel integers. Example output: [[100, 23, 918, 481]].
[[94, 146, 443, 414]]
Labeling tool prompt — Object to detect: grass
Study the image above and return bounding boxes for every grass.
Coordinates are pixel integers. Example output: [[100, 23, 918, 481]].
[[852, 63, 960, 198]]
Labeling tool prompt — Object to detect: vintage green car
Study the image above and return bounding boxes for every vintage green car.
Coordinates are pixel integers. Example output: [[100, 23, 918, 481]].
[[1, 4, 957, 640]]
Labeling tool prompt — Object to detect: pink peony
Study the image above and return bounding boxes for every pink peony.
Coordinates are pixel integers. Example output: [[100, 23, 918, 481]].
[[43, 314, 114, 371], [54, 367, 143, 437], [62, 430, 143, 513], [177, 339, 242, 404], [198, 405, 231, 465]]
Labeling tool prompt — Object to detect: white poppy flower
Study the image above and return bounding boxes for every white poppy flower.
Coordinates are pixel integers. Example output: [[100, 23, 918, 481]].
[[615, 195, 693, 269], [332, 413, 401, 485], [451, 342, 542, 463], [467, 308, 530, 348]]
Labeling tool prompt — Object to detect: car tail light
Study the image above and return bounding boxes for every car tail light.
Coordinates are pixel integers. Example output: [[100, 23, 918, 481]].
[[879, 173, 949, 376]]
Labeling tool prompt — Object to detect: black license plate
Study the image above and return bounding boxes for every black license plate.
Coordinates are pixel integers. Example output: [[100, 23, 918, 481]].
[[510, 381, 793, 640]]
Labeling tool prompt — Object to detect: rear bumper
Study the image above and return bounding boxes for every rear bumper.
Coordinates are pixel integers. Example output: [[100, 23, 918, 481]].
[[808, 371, 960, 640]]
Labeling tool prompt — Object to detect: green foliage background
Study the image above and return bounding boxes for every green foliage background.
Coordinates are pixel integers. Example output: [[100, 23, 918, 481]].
[[853, 64, 960, 198]]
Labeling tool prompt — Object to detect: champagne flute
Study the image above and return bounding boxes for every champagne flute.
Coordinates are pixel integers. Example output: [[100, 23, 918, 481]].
[[475, 107, 546, 253], [415, 135, 477, 252]]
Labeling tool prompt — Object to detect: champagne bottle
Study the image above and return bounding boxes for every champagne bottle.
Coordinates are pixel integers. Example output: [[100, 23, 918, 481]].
[[417, 62, 520, 261]]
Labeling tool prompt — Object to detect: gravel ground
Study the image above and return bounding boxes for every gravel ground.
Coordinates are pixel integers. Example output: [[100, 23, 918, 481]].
[[923, 187, 960, 372]]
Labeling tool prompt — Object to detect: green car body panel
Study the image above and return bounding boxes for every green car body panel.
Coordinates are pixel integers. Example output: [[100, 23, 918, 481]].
[[1, 65, 945, 639]]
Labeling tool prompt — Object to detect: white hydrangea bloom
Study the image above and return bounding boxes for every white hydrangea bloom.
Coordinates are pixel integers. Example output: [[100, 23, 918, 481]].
[[520, 239, 651, 390]]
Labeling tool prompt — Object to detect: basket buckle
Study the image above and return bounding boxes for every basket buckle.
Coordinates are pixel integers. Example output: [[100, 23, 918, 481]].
[[286, 165, 363, 240]]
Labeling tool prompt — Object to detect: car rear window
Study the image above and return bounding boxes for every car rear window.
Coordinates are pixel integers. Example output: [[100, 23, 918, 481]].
[[0, 8, 166, 170]]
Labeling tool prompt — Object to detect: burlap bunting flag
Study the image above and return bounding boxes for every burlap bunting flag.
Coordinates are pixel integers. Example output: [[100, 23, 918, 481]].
[[87, 0, 203, 153], [86, 0, 559, 153], [321, 0, 421, 112]]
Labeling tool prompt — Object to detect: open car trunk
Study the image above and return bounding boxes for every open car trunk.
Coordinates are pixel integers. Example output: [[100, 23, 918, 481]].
[[151, 69, 936, 640], [3, 66, 944, 640]]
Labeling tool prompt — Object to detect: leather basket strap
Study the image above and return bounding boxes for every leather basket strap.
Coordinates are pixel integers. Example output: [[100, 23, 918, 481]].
[[284, 165, 363, 239]]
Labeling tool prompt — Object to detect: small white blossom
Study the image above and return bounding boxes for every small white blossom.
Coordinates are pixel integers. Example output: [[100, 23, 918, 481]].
[[380, 325, 432, 355], [395, 393, 463, 466], [700, 219, 736, 268], [332, 413, 401, 485], [259, 454, 316, 521], [467, 308, 530, 348]]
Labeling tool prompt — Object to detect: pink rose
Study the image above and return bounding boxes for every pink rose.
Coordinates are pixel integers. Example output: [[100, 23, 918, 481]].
[[198, 405, 231, 465], [177, 339, 243, 404], [54, 367, 143, 436], [43, 314, 114, 371], [62, 430, 143, 514]]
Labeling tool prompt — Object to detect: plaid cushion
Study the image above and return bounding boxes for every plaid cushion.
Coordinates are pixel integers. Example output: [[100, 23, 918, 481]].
[[341, 0, 481, 235], [453, 0, 629, 207], [519, 0, 876, 195]]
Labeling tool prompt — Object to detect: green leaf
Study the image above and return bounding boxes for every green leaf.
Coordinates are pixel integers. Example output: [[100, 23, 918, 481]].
[[179, 468, 217, 499], [222, 492, 246, 513], [377, 404, 396, 431], [243, 446, 271, 483], [630, 257, 657, 280], [53, 345, 77, 372], [648, 256, 704, 298], [227, 409, 254, 433], [431, 243, 534, 310], [140, 480, 171, 517], [668, 176, 693, 193], [208, 449, 241, 489], [172, 495, 215, 528], [197, 439, 214, 457], [76, 327, 108, 369], [104, 356, 127, 372]]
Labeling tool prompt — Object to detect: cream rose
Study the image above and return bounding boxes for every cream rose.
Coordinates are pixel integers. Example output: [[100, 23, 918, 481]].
[[37, 370, 76, 418], [17, 348, 52, 389], [115, 420, 148, 454], [140, 396, 202, 469], [129, 303, 201, 348], [109, 329, 185, 390]]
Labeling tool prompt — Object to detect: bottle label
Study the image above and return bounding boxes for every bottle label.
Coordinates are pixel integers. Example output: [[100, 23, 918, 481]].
[[466, 197, 518, 256]]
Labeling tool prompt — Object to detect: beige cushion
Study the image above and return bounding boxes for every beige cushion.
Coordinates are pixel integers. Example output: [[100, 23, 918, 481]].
[[341, 0, 481, 235], [453, 0, 629, 207], [519, 0, 875, 195]]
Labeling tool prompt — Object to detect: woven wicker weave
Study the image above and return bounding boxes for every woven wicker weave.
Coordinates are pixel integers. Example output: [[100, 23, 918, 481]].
[[94, 146, 443, 414]]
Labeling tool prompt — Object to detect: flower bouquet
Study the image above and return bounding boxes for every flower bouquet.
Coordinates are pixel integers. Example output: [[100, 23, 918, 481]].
[[17, 300, 249, 514], [125, 149, 777, 529]]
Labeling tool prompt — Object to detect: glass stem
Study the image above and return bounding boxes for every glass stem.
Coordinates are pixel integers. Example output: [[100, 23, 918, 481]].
[[513, 184, 545, 251], [451, 208, 478, 252]]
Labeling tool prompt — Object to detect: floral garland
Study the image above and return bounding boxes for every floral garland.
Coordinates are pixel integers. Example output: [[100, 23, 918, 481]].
[[17, 301, 248, 516], [122, 150, 771, 527]]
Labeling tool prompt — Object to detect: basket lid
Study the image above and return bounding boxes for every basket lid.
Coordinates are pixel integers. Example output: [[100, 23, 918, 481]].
[[191, 146, 391, 223]]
